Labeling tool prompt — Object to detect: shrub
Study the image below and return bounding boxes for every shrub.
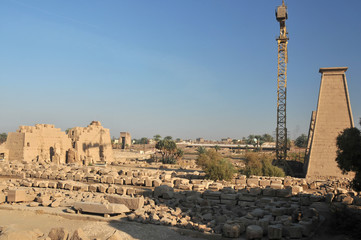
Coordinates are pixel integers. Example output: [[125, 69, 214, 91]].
[[196, 149, 236, 181], [204, 158, 235, 181], [242, 152, 285, 177]]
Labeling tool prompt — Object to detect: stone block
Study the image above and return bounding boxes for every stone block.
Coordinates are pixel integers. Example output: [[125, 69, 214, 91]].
[[288, 224, 302, 239], [270, 183, 283, 189], [48, 182, 57, 189], [259, 179, 271, 187], [246, 225, 263, 239], [223, 223, 242, 238], [291, 185, 303, 195], [48, 228, 69, 240], [263, 188, 276, 196], [64, 183, 73, 191], [97, 184, 107, 193], [0, 193, 6, 203], [106, 195, 144, 210], [247, 178, 259, 188], [7, 190, 26, 202], [153, 179, 162, 187], [114, 178, 124, 185], [249, 187, 262, 196], [268, 225, 282, 240], [145, 178, 153, 187], [276, 188, 291, 198]]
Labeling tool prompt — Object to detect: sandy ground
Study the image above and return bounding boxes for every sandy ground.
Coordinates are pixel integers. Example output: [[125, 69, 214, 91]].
[[0, 205, 217, 240]]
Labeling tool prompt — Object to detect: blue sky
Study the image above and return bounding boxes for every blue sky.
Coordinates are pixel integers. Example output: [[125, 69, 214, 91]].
[[0, 0, 360, 140]]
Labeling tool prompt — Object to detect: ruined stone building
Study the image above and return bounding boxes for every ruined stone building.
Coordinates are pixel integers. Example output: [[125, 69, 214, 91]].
[[304, 67, 354, 178], [3, 121, 113, 165], [68, 121, 113, 164], [119, 132, 131, 149], [5, 124, 71, 163]]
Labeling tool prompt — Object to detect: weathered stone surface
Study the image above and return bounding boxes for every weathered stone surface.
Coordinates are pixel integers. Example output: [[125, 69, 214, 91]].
[[222, 223, 242, 238], [48, 227, 69, 240], [7, 189, 26, 202], [106, 195, 144, 210], [69, 228, 89, 240], [268, 224, 282, 240], [246, 225, 263, 239], [154, 185, 174, 198]]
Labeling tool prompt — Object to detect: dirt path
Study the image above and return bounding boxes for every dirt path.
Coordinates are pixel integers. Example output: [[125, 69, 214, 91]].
[[0, 207, 215, 240]]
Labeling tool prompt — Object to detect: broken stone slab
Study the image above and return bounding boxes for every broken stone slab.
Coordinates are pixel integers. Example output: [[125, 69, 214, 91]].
[[106, 195, 144, 210], [73, 202, 130, 215]]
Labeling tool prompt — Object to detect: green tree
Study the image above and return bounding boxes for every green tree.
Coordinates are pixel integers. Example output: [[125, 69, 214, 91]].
[[295, 134, 308, 148], [139, 137, 149, 144], [155, 139, 181, 164], [153, 134, 161, 142], [164, 136, 173, 140], [0, 133, 7, 144], [214, 145, 220, 152], [262, 134, 274, 142], [336, 119, 361, 191]]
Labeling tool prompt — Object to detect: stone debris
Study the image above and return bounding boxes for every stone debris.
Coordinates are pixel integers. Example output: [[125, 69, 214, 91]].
[[0, 158, 359, 239]]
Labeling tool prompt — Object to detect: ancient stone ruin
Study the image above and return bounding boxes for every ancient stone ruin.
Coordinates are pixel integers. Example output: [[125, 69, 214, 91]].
[[68, 121, 113, 164], [5, 124, 71, 163], [2, 121, 113, 165], [119, 132, 131, 149], [304, 67, 354, 178]]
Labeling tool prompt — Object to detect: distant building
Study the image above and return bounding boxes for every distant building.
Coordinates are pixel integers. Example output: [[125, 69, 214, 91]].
[[221, 138, 232, 144], [119, 132, 131, 149], [196, 138, 205, 143]]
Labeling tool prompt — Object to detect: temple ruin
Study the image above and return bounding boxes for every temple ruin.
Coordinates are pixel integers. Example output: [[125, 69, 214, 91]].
[[68, 121, 113, 164], [3, 121, 113, 164], [5, 124, 71, 163], [304, 67, 354, 178]]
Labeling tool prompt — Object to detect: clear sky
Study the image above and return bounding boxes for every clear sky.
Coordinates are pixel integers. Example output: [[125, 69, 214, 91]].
[[1, 0, 360, 140]]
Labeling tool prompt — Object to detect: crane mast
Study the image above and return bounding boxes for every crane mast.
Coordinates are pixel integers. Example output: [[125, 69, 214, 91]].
[[275, 1, 289, 167]]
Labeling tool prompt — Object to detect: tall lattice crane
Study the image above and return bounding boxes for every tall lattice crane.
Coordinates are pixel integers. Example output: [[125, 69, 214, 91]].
[[275, 1, 289, 168]]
